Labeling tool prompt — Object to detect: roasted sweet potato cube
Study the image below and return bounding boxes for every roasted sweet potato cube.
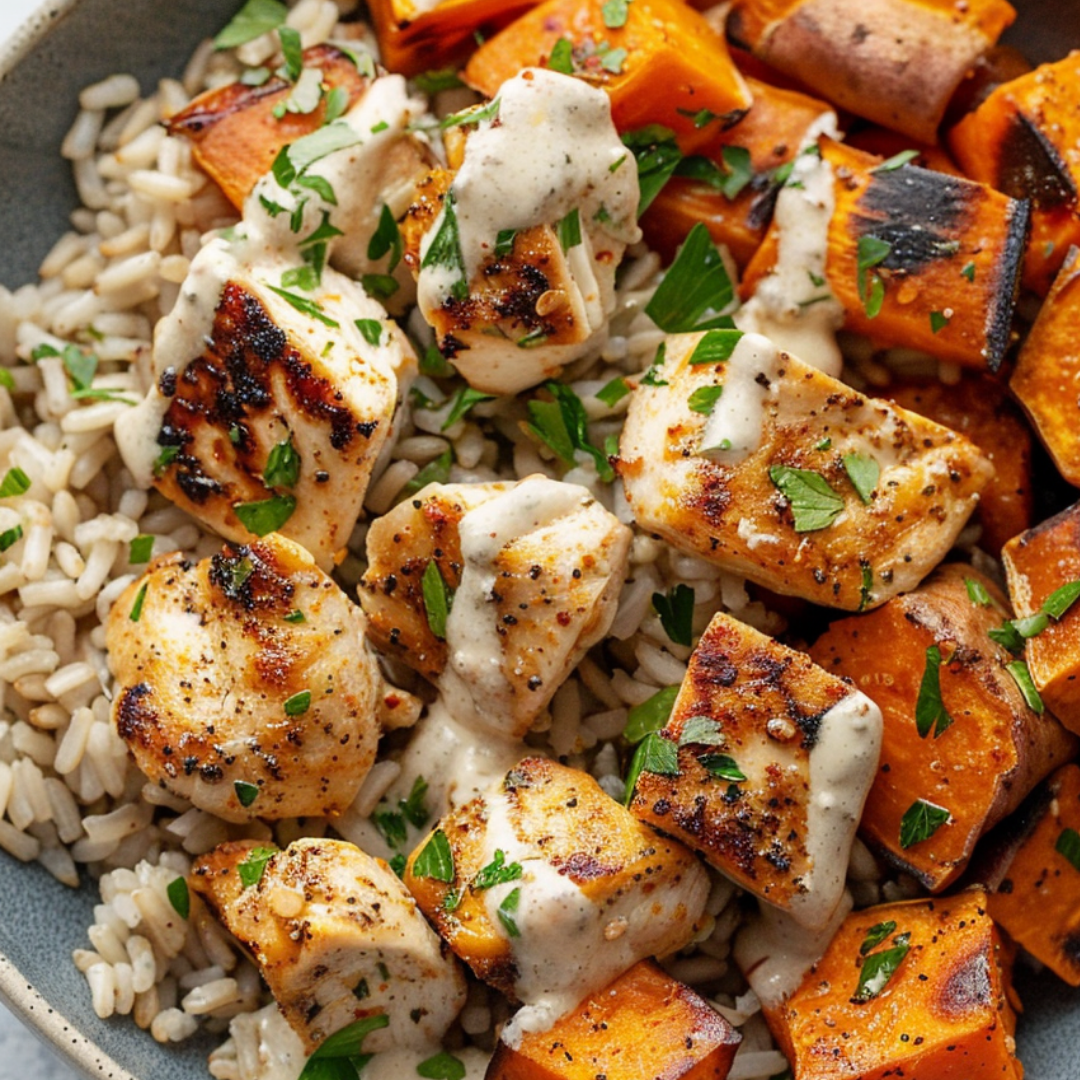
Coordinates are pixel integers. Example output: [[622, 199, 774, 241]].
[[617, 329, 993, 611], [404, 758, 709, 1008], [986, 764, 1080, 986], [368, 0, 538, 77], [167, 45, 371, 210], [948, 52, 1080, 296], [463, 0, 752, 153], [728, 0, 1015, 142], [359, 477, 630, 738], [1010, 248, 1080, 488], [765, 889, 1022, 1080], [809, 563, 1078, 891], [884, 375, 1034, 556], [820, 138, 1027, 372], [630, 612, 881, 930], [1001, 503, 1080, 735], [640, 76, 832, 267], [485, 960, 740, 1080]]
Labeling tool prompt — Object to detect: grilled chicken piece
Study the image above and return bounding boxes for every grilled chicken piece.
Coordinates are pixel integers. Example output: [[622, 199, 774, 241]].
[[116, 236, 414, 570], [403, 757, 710, 1040], [359, 476, 631, 737], [192, 838, 466, 1055], [629, 612, 882, 931], [617, 330, 993, 611], [107, 533, 411, 822], [169, 56, 432, 287], [400, 69, 641, 395]]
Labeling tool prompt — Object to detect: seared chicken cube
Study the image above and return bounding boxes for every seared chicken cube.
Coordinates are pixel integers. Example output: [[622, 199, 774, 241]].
[[617, 329, 992, 610], [192, 838, 466, 1054], [401, 69, 640, 395], [116, 236, 414, 570], [359, 476, 631, 737], [404, 757, 710, 1039], [630, 612, 881, 931], [107, 533, 405, 822]]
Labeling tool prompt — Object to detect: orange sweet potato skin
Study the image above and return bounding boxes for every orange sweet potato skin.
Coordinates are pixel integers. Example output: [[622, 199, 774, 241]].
[[485, 960, 740, 1080], [167, 45, 370, 209], [809, 563, 1078, 892], [987, 764, 1080, 986], [463, 0, 751, 153], [884, 376, 1034, 556], [1001, 502, 1080, 735], [1010, 248, 1080, 489], [640, 76, 830, 267], [766, 889, 1021, 1080]]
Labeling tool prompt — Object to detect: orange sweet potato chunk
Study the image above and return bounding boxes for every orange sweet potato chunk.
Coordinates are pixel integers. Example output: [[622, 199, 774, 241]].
[[486, 960, 741, 1080], [809, 563, 1078, 891], [640, 75, 831, 267], [464, 0, 752, 153], [1010, 247, 1080, 488], [1001, 502, 1080, 735], [367, 0, 539, 78], [766, 889, 1022, 1080], [728, 0, 1014, 143], [884, 375, 1034, 556], [167, 45, 371, 210], [949, 52, 1080, 295], [988, 764, 1080, 986]]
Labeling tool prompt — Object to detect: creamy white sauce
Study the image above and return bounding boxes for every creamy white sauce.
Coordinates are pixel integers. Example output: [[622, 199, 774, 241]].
[[736, 113, 845, 377], [439, 477, 593, 735], [698, 331, 782, 463], [734, 891, 854, 1010], [359, 1046, 489, 1080], [417, 68, 640, 308], [791, 689, 882, 931]]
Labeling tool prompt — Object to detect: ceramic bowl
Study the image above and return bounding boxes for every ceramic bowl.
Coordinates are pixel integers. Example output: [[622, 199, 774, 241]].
[[0, 1, 1077, 1078]]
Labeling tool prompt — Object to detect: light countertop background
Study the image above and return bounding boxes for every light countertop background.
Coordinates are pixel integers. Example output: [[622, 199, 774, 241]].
[[1, 0, 104, 1076]]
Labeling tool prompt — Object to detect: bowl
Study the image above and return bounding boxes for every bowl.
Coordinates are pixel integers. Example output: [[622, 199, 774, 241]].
[[0, 1, 1077, 1078]]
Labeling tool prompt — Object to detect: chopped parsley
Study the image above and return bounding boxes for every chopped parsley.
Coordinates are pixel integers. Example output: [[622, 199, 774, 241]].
[[965, 577, 992, 607], [413, 68, 465, 94], [297, 1014, 389, 1080], [860, 920, 897, 955], [961, 262, 976, 282], [497, 887, 522, 937], [929, 310, 951, 334], [362, 273, 400, 301], [413, 829, 454, 882], [234, 780, 259, 808], [0, 525, 22, 553], [128, 534, 154, 564], [688, 329, 743, 365], [324, 86, 349, 124], [645, 223, 736, 332], [367, 204, 403, 271], [129, 582, 148, 623], [989, 614, 1048, 653], [472, 849, 524, 891], [548, 37, 574, 74], [422, 559, 453, 640], [421, 192, 468, 301], [355, 318, 384, 346], [417, 1051, 467, 1080], [914, 645, 953, 738], [372, 776, 431, 851], [621, 125, 683, 216], [639, 342, 669, 386], [237, 845, 278, 889], [526, 381, 615, 482], [601, 0, 630, 28], [399, 448, 453, 500], [596, 375, 631, 407], [277, 26, 304, 83], [264, 284, 339, 327], [1055, 827, 1080, 871], [624, 732, 679, 803], [842, 453, 879, 504], [1042, 580, 1080, 620], [652, 584, 695, 647], [284, 609, 306, 624], [556, 208, 582, 253], [768, 466, 845, 532], [624, 685, 679, 743], [234, 494, 297, 536], [494, 229, 517, 258], [675, 145, 754, 200], [213, 0, 287, 50], [899, 799, 950, 849], [31, 342, 134, 404], [1006, 659, 1044, 713], [437, 96, 501, 132], [284, 690, 311, 716], [263, 435, 301, 490], [852, 932, 910, 1002], [856, 235, 891, 319], [870, 149, 920, 172], [678, 715, 725, 748], [698, 753, 746, 782], [166, 877, 190, 919]]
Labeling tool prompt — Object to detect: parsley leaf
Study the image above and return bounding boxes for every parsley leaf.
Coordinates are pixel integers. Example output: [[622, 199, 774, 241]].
[[413, 829, 454, 882], [860, 920, 897, 955], [621, 125, 683, 216], [214, 0, 288, 49], [498, 887, 522, 937], [1055, 827, 1080, 871], [166, 877, 190, 919], [678, 715, 725, 747], [264, 435, 301, 489], [646, 223, 736, 332], [961, 262, 976, 282], [297, 1015, 390, 1080], [699, 753, 746, 782], [856, 235, 890, 319], [421, 192, 468, 301], [1042, 580, 1080, 620], [472, 849, 524, 891], [965, 577, 992, 607], [129, 534, 154, 564], [441, 386, 494, 430], [238, 845, 278, 889], [899, 799, 950, 849], [0, 525, 22, 553], [355, 318, 384, 346], [652, 584, 694, 646], [929, 310, 950, 334], [367, 204, 403, 271], [624, 685, 679, 743], [624, 732, 679, 803], [852, 933, 910, 1002], [870, 149, 919, 172], [422, 560, 453, 640], [2, 466, 34, 497], [676, 145, 754, 200], [265, 284, 339, 327], [1007, 659, 1044, 713], [129, 583, 148, 623], [413, 68, 466, 94], [284, 120, 361, 174], [556, 208, 582, 253], [234, 494, 296, 536], [277, 26, 303, 82], [284, 690, 311, 716], [688, 329, 743, 365], [548, 37, 574, 74], [526, 381, 615, 482], [399, 448, 453, 501], [417, 1051, 467, 1080], [234, 780, 259, 808], [842, 453, 879, 504], [914, 645, 953, 738], [601, 0, 630, 28], [596, 375, 631, 407], [768, 465, 845, 532]]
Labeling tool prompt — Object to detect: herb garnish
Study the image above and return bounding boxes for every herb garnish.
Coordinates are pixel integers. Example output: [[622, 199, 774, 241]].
[[441, 387, 494, 431], [367, 204, 403, 270], [768, 466, 845, 532], [284, 690, 311, 716], [399, 449, 453, 501], [601, 0, 630, 28], [421, 192, 468, 301], [914, 645, 953, 738], [852, 932, 910, 1002], [234, 780, 259, 808], [0, 525, 22, 553], [624, 685, 679, 743], [417, 1051, 467, 1080], [297, 1014, 389, 1080], [264, 435, 301, 489], [526, 381, 615, 482], [167, 876, 190, 919], [596, 375, 631, 407], [498, 887, 522, 937], [413, 829, 454, 882], [621, 126, 683, 216], [1055, 827, 1080, 871], [472, 849, 524, 891], [645, 223, 736, 332], [422, 560, 453, 640], [652, 584, 694, 647], [214, 0, 287, 50], [129, 583, 148, 623], [965, 578, 992, 607], [899, 799, 950, 848], [355, 318, 384, 346], [870, 149, 919, 172], [238, 845, 278, 889], [860, 921, 897, 955], [1006, 659, 1044, 713], [856, 235, 891, 319], [623, 732, 679, 803], [234, 494, 296, 536], [688, 328, 743, 365], [129, 535, 154, 564], [842, 453, 879, 504]]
